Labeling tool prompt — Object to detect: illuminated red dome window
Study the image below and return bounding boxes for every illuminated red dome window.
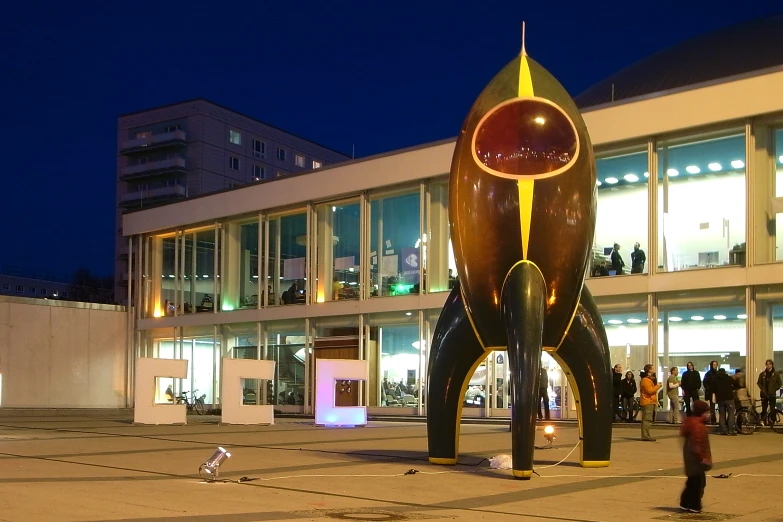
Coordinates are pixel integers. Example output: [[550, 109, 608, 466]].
[[472, 98, 579, 180]]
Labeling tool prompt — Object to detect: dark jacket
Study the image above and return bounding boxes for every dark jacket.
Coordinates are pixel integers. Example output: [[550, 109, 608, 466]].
[[703, 368, 718, 394], [758, 369, 783, 398], [680, 369, 702, 394], [621, 377, 637, 398], [714, 370, 737, 402], [539, 367, 548, 391], [613, 372, 622, 392], [681, 416, 712, 477]]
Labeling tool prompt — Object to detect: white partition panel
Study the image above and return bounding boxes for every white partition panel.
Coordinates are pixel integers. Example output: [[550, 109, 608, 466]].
[[315, 359, 369, 427], [221, 358, 275, 425], [134, 358, 188, 425]]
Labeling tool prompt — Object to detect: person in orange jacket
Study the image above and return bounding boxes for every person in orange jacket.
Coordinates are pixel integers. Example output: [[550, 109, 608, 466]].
[[640, 364, 663, 441]]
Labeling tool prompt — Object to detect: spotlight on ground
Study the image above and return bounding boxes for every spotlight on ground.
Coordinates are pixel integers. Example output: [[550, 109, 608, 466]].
[[543, 425, 556, 445], [199, 446, 231, 481]]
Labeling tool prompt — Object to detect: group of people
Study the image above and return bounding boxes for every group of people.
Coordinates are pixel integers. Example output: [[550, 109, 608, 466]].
[[593, 242, 646, 277], [612, 359, 781, 513]]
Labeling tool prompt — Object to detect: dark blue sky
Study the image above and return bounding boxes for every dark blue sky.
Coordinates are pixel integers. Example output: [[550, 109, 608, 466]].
[[0, 1, 779, 280]]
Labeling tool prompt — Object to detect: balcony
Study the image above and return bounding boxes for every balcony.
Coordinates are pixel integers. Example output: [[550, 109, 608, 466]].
[[120, 130, 186, 153], [120, 185, 187, 208], [120, 157, 186, 181]]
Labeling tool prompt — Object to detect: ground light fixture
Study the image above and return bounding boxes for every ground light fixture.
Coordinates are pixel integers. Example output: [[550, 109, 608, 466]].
[[199, 446, 232, 482], [543, 425, 556, 445]]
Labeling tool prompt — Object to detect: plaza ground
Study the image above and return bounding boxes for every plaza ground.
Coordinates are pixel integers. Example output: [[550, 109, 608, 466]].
[[0, 415, 780, 521]]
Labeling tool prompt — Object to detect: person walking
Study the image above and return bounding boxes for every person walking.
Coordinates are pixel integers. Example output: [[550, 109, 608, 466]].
[[621, 371, 637, 422], [680, 361, 702, 416], [679, 400, 712, 514], [758, 359, 782, 422], [640, 364, 662, 441], [703, 361, 719, 424], [667, 367, 682, 424], [714, 368, 738, 435]]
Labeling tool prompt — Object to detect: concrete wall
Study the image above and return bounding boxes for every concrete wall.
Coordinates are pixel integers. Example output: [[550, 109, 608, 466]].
[[0, 297, 128, 408]]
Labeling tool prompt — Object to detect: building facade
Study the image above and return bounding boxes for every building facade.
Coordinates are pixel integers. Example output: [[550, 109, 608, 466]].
[[121, 51, 783, 420], [115, 99, 350, 304]]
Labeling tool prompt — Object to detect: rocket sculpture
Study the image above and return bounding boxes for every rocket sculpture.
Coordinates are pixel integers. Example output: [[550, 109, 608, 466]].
[[426, 43, 613, 479]]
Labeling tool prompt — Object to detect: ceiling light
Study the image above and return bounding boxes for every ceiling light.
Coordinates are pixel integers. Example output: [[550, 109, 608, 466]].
[[624, 174, 639, 182], [685, 165, 701, 174], [707, 162, 722, 171], [405, 312, 412, 316], [713, 315, 726, 320], [669, 316, 682, 322], [737, 313, 747, 319], [778, 155, 783, 164], [732, 160, 745, 169], [627, 318, 642, 324], [643, 171, 649, 178], [667, 168, 679, 177], [596, 180, 602, 186], [605, 177, 618, 184], [607, 319, 623, 325], [534, 116, 546, 125], [691, 315, 704, 321]]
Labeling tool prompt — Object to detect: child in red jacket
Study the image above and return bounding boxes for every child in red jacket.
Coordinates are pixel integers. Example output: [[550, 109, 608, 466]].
[[680, 400, 712, 513]]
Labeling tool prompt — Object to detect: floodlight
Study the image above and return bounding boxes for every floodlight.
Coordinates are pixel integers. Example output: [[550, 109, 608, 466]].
[[199, 446, 231, 481], [543, 425, 556, 444]]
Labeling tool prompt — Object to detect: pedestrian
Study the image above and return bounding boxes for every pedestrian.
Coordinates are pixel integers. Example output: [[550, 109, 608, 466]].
[[758, 359, 782, 422], [640, 364, 662, 441], [537, 365, 550, 421], [667, 367, 682, 424], [613, 364, 623, 421], [621, 371, 637, 422], [714, 368, 738, 435], [679, 400, 712, 514], [703, 361, 719, 424], [680, 361, 702, 416]]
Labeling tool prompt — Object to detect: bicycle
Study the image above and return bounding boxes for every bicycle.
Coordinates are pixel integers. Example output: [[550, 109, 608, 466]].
[[176, 390, 206, 415], [737, 397, 783, 435]]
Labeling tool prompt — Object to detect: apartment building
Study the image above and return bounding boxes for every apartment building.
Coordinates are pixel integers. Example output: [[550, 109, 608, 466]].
[[115, 99, 350, 304]]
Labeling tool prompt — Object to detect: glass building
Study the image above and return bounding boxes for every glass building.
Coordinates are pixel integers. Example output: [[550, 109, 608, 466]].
[[123, 28, 783, 419]]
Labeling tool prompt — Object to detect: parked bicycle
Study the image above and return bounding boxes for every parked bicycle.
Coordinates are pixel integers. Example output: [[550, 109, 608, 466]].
[[737, 397, 782, 435], [175, 390, 206, 415]]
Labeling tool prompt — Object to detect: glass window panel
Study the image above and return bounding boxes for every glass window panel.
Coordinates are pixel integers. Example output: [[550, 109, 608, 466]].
[[593, 150, 648, 277], [267, 320, 306, 406], [771, 304, 783, 387], [315, 201, 360, 302], [658, 305, 746, 417], [775, 129, 783, 261], [269, 212, 307, 306], [369, 191, 421, 297], [223, 323, 266, 405], [184, 229, 217, 313], [222, 220, 260, 311], [370, 312, 421, 408], [657, 133, 746, 272], [426, 180, 455, 293]]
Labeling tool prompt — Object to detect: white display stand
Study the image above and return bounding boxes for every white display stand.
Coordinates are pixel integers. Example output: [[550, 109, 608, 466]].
[[134, 358, 188, 425], [315, 359, 369, 427], [221, 358, 275, 425]]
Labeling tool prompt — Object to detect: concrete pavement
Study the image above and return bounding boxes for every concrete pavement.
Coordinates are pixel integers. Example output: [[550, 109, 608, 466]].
[[0, 415, 780, 521]]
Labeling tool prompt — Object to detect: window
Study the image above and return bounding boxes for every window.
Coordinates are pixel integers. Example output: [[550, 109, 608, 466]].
[[370, 190, 422, 297], [40, 288, 47, 295], [16, 285, 23, 294], [657, 132, 746, 272], [29, 287, 35, 294], [277, 147, 287, 161], [164, 124, 181, 133], [2, 283, 9, 291], [294, 154, 305, 168], [369, 312, 423, 408], [315, 200, 361, 302], [61, 291, 68, 298], [268, 212, 307, 306], [252, 139, 265, 158], [312, 160, 322, 169], [593, 149, 649, 277], [229, 157, 240, 170], [135, 131, 151, 139], [229, 130, 242, 145], [253, 165, 264, 180]]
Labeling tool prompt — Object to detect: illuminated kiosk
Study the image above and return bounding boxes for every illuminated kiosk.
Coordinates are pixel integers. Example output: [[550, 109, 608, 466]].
[[426, 42, 613, 479]]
